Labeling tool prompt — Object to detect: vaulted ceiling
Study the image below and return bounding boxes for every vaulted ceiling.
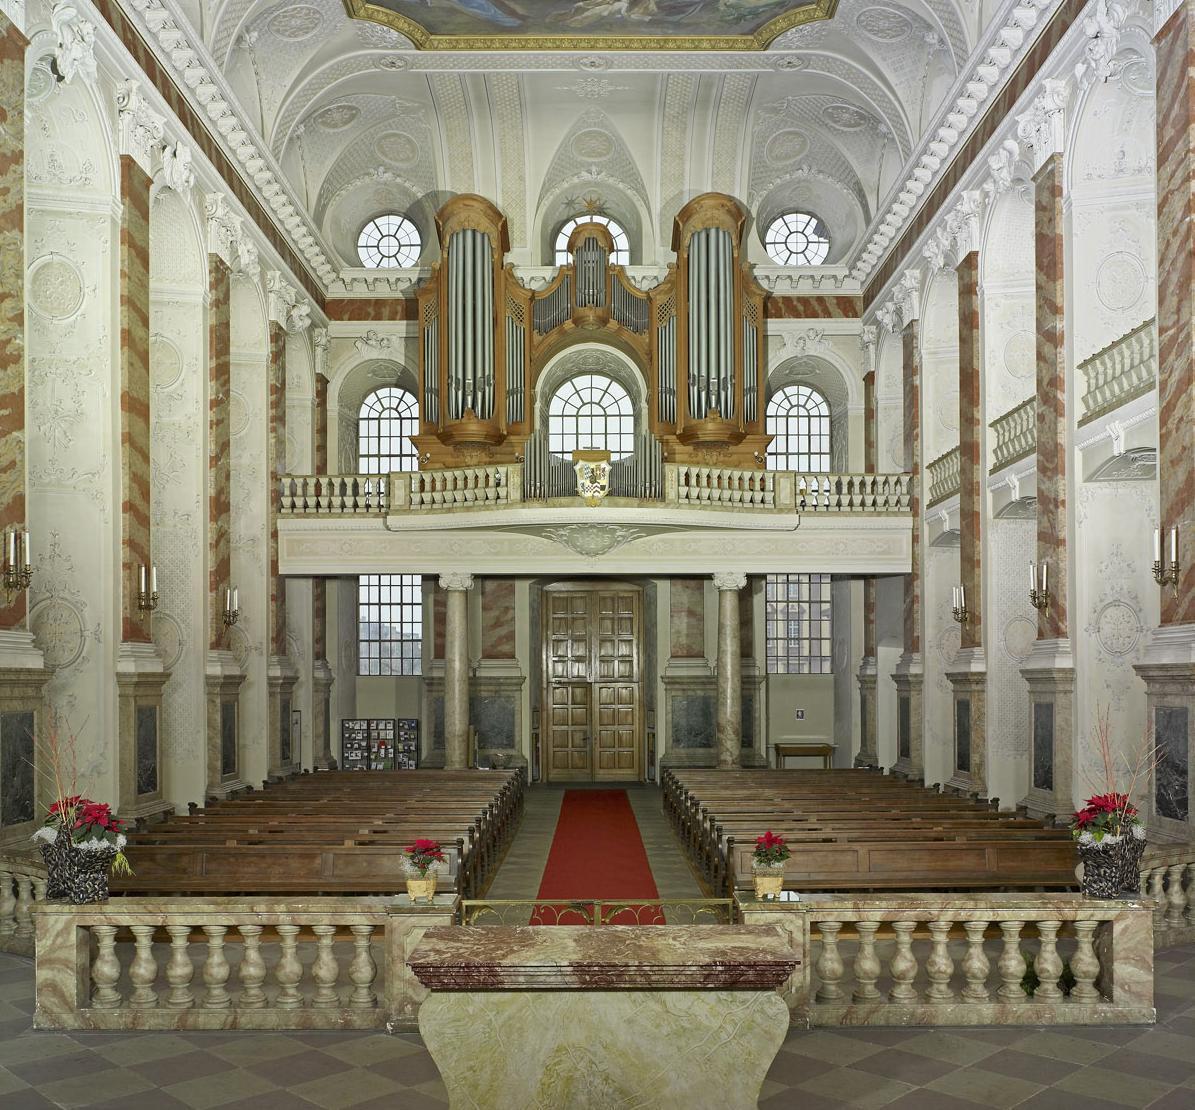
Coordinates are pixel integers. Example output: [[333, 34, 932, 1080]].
[[164, 0, 1002, 272]]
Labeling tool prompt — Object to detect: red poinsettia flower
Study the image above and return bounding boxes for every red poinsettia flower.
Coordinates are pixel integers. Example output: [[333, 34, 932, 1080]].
[[755, 831, 786, 850], [49, 795, 83, 816], [407, 839, 446, 861]]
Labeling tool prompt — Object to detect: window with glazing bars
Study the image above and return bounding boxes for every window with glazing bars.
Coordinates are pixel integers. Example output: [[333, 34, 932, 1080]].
[[765, 384, 832, 673], [547, 373, 635, 460], [357, 387, 421, 675], [554, 215, 630, 266]]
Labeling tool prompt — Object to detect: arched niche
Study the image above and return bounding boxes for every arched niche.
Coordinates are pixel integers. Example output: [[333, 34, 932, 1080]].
[[768, 353, 855, 471], [533, 343, 650, 438], [332, 357, 420, 472]]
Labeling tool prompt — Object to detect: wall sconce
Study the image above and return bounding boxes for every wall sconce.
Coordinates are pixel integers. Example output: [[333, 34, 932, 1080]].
[[950, 585, 969, 625], [3, 528, 32, 599], [138, 564, 159, 612], [223, 586, 240, 627], [1029, 560, 1050, 614], [1153, 527, 1180, 593]]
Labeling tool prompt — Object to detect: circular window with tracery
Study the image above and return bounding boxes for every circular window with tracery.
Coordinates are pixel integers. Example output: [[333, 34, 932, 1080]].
[[764, 211, 831, 267], [548, 373, 634, 461], [357, 213, 421, 269]]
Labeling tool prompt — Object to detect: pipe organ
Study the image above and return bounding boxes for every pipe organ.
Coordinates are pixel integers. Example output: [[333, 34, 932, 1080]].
[[415, 192, 769, 472]]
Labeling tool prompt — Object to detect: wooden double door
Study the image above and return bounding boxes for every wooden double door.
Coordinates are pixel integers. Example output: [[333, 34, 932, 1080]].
[[544, 583, 642, 782]]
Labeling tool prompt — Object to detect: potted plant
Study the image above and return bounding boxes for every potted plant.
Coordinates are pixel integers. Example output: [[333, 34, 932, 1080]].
[[403, 838, 446, 903], [751, 831, 790, 900], [33, 798, 132, 904]]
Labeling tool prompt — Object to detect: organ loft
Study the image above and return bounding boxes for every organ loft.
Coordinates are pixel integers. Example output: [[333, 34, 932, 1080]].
[[0, 0, 1192, 1106]]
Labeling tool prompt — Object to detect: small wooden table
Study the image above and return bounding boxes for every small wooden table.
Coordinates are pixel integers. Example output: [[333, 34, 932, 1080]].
[[773, 741, 835, 769]]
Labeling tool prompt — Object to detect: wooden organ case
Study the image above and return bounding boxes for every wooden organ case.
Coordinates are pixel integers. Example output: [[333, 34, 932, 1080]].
[[415, 192, 769, 471]]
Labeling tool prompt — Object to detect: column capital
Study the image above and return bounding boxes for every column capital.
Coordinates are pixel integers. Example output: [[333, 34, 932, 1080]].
[[51, 2, 96, 86], [1075, 0, 1128, 85], [859, 325, 878, 375], [982, 138, 1021, 204], [439, 573, 475, 592], [1015, 79, 1071, 174], [313, 327, 330, 380], [115, 80, 166, 176], [157, 140, 195, 200], [712, 572, 747, 592], [266, 271, 311, 333]]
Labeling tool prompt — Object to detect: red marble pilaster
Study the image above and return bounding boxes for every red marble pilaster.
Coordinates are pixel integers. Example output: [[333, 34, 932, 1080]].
[[1034, 153, 1068, 640], [313, 372, 328, 662], [902, 321, 922, 655], [481, 579, 516, 659], [208, 254, 231, 651], [863, 371, 877, 659], [1155, 1, 1195, 625], [267, 321, 286, 657], [119, 156, 153, 644], [0, 14, 26, 630], [957, 251, 983, 650]]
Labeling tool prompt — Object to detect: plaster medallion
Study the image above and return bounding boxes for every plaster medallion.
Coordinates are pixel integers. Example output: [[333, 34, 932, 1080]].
[[374, 55, 411, 70], [313, 104, 361, 131], [575, 56, 610, 71], [937, 624, 961, 667], [27, 54, 56, 104], [266, 5, 323, 41], [229, 389, 250, 437], [822, 103, 872, 132], [765, 129, 809, 167], [376, 131, 419, 166], [30, 597, 86, 671], [572, 128, 615, 161], [152, 610, 185, 671], [1095, 251, 1146, 312], [1121, 57, 1153, 97], [543, 524, 644, 557], [150, 334, 185, 391], [1002, 615, 1036, 662], [772, 56, 808, 70], [1095, 600, 1142, 657], [856, 6, 913, 41], [28, 255, 85, 321], [1003, 331, 1035, 380], [227, 625, 252, 670]]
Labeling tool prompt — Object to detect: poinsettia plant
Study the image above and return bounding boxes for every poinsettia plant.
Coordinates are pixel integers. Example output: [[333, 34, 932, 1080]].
[[1071, 793, 1143, 844], [1070, 706, 1159, 847], [753, 831, 791, 869], [403, 838, 446, 877]]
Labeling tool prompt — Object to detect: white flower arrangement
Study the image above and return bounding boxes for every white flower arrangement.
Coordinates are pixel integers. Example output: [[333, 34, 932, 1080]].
[[76, 834, 127, 853]]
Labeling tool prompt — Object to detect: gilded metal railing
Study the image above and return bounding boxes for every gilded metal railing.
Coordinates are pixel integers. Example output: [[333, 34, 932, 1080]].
[[459, 898, 735, 926]]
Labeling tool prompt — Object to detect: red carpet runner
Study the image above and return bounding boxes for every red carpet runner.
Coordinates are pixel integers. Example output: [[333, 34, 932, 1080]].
[[530, 789, 665, 924]]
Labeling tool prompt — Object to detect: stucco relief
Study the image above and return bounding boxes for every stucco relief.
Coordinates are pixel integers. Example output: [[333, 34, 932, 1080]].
[[27, 254, 85, 320], [1095, 251, 1146, 312], [151, 610, 185, 671], [30, 597, 86, 671], [1001, 616, 1035, 663], [150, 333, 185, 392]]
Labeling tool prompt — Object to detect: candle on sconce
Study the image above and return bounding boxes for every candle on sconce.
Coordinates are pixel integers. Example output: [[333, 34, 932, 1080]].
[[952, 587, 959, 609], [6, 530, 14, 570], [139, 565, 147, 594], [1155, 529, 1162, 564], [224, 587, 232, 611], [1171, 527, 1179, 565], [1029, 561, 1036, 592], [960, 585, 966, 610], [1041, 561, 1048, 593], [232, 587, 238, 612], [22, 531, 30, 569], [151, 565, 158, 595]]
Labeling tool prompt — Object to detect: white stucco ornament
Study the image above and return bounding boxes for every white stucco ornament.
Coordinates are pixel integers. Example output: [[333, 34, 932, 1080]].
[[159, 142, 195, 199], [51, 2, 96, 86]]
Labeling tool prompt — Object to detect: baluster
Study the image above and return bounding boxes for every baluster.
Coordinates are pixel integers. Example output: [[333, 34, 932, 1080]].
[[0, 867, 14, 937], [1166, 865, 1187, 928], [274, 924, 304, 1009], [1033, 921, 1064, 1001], [348, 925, 378, 1009], [1148, 866, 1166, 928], [201, 926, 232, 1009], [311, 924, 341, 1008], [888, 920, 919, 1002], [996, 920, 1026, 1002], [165, 924, 195, 1009], [852, 921, 882, 1002], [128, 924, 159, 1008], [13, 875, 33, 940], [1070, 921, 1101, 1003], [91, 925, 123, 1009], [961, 920, 990, 1002], [1184, 864, 1195, 922], [32, 877, 47, 910], [814, 921, 845, 1002], [925, 920, 955, 1001], [237, 925, 267, 1008]]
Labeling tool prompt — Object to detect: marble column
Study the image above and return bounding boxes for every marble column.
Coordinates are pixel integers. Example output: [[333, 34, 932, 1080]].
[[441, 574, 474, 770], [714, 572, 746, 770], [311, 360, 335, 770], [204, 243, 245, 797], [857, 364, 879, 767], [893, 307, 924, 779]]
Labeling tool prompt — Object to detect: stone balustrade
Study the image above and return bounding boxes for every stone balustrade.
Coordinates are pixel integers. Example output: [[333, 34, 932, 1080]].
[[399, 465, 521, 510], [926, 448, 961, 506], [278, 474, 388, 516], [671, 464, 780, 508], [795, 473, 912, 513], [1140, 843, 1195, 948], [0, 853, 47, 957], [1079, 318, 1157, 425], [990, 396, 1036, 471], [32, 896, 457, 1031], [739, 893, 1155, 1028]]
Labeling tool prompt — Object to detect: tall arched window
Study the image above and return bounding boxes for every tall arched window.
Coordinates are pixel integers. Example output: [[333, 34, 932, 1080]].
[[554, 215, 630, 266], [765, 384, 832, 673], [547, 373, 635, 460], [357, 387, 421, 676]]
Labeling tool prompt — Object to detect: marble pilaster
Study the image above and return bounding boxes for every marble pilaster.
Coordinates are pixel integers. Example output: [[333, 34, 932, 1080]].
[[858, 369, 879, 767], [311, 370, 334, 770], [266, 655, 299, 779], [116, 643, 170, 819], [957, 250, 983, 651], [207, 253, 232, 654], [891, 668, 924, 779], [714, 572, 746, 769], [480, 579, 516, 660], [267, 321, 287, 660], [440, 574, 473, 770], [311, 659, 335, 771], [1019, 663, 1075, 821], [669, 578, 706, 659], [946, 659, 988, 798]]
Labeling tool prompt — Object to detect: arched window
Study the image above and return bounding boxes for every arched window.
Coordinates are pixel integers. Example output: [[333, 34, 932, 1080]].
[[554, 215, 630, 266], [357, 386, 421, 676], [547, 373, 634, 460], [764, 211, 831, 267], [357, 213, 421, 269], [765, 384, 832, 673]]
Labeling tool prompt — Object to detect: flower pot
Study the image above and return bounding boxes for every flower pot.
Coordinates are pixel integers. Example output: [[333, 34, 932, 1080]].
[[36, 829, 73, 900], [66, 843, 117, 904], [752, 867, 785, 900], [1078, 836, 1140, 899], [406, 876, 437, 904], [1119, 831, 1147, 895]]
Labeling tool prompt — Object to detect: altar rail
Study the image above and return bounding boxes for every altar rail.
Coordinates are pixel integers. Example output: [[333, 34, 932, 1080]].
[[1079, 317, 1156, 425], [278, 466, 913, 517], [740, 893, 1155, 1027], [1141, 842, 1195, 948], [926, 448, 960, 506], [31, 896, 457, 1031], [990, 396, 1036, 471]]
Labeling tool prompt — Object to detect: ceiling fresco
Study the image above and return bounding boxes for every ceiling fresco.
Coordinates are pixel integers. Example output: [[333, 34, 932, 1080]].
[[344, 0, 838, 50]]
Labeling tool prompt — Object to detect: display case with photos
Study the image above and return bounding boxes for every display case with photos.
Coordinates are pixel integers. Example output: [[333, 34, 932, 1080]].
[[340, 718, 419, 771]]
